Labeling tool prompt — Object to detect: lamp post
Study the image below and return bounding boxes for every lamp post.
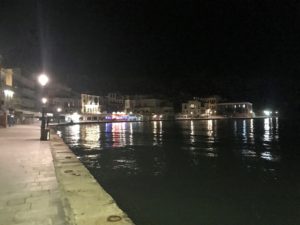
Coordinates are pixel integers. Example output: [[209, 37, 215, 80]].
[[38, 74, 49, 140], [57, 107, 61, 123]]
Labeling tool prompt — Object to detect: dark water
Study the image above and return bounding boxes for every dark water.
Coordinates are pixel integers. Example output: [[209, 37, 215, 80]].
[[57, 118, 300, 225]]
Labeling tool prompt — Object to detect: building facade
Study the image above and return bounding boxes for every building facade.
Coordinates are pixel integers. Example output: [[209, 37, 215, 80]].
[[99, 92, 124, 113], [180, 96, 221, 118], [13, 69, 38, 124], [0, 68, 14, 126], [81, 94, 101, 114], [216, 102, 253, 118], [0, 67, 38, 126], [181, 100, 204, 118], [125, 95, 174, 120]]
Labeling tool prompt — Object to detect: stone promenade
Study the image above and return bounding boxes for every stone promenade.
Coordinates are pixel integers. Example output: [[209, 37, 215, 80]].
[[0, 123, 66, 225], [0, 123, 135, 225]]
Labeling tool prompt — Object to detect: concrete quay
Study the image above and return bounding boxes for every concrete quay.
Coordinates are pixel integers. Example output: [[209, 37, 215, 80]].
[[0, 123, 135, 225]]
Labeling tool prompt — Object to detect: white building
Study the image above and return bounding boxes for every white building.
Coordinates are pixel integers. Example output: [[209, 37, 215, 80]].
[[81, 94, 101, 114]]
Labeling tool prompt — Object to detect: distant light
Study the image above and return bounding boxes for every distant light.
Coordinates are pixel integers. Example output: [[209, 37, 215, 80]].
[[4, 89, 14, 98], [275, 111, 279, 114], [153, 114, 157, 118], [159, 115, 163, 118], [38, 74, 49, 86], [41, 97, 47, 104], [263, 110, 272, 116], [57, 107, 62, 112], [69, 112, 80, 123]]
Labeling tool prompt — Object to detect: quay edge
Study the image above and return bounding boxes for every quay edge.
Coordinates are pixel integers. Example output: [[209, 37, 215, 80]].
[[49, 129, 135, 225]]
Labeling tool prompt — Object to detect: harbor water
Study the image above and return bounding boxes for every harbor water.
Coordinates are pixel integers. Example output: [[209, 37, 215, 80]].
[[57, 118, 300, 225]]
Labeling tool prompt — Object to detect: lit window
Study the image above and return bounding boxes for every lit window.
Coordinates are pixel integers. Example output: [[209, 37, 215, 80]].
[[190, 104, 195, 109]]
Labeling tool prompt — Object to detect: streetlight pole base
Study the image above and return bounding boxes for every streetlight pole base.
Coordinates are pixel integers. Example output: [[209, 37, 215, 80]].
[[40, 128, 50, 141]]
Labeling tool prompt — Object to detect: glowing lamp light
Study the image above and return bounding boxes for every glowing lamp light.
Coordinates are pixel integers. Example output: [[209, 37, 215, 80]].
[[57, 107, 62, 112], [41, 97, 48, 104], [38, 74, 49, 87], [4, 89, 14, 98], [68, 112, 80, 123], [263, 110, 272, 116], [153, 114, 157, 118]]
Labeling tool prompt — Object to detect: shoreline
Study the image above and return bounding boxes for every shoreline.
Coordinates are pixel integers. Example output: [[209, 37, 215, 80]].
[[50, 116, 278, 127], [49, 130, 135, 225]]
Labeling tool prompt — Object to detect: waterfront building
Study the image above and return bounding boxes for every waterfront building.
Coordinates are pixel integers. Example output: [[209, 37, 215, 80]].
[[216, 102, 253, 118], [50, 97, 81, 114], [99, 92, 124, 113], [0, 67, 38, 126], [81, 93, 101, 118], [181, 99, 204, 118], [0, 68, 14, 127], [125, 95, 174, 120], [199, 96, 221, 116], [13, 69, 39, 124], [180, 96, 221, 118]]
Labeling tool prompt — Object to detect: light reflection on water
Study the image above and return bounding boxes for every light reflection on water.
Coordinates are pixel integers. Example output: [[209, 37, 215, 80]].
[[61, 119, 282, 172], [58, 119, 300, 225]]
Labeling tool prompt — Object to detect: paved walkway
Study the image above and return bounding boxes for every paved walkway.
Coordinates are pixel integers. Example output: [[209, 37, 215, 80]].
[[0, 123, 66, 225]]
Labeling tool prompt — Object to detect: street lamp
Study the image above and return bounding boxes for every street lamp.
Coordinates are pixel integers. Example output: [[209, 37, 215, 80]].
[[41, 97, 48, 104], [38, 74, 49, 87], [38, 74, 49, 140], [57, 107, 62, 123]]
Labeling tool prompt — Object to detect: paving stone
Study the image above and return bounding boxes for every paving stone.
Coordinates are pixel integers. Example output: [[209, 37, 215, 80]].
[[14, 206, 58, 222], [7, 198, 25, 206], [0, 124, 66, 225]]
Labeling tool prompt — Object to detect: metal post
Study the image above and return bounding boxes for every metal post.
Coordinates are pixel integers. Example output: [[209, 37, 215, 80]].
[[40, 106, 47, 140]]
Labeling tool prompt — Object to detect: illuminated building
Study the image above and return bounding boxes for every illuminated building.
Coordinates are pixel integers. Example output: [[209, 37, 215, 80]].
[[81, 94, 101, 114], [180, 96, 221, 118], [182, 100, 204, 118]]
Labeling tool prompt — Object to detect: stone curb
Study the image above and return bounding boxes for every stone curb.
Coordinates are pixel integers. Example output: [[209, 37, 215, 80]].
[[49, 130, 135, 225]]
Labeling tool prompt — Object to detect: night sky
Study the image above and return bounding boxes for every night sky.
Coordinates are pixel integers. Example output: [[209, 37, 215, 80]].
[[0, 0, 299, 113]]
